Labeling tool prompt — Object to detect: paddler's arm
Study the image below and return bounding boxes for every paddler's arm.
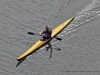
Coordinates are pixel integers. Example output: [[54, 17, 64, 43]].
[[50, 29, 52, 33], [39, 31, 45, 36]]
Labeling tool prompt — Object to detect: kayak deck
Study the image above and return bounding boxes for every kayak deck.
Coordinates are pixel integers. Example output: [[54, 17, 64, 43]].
[[16, 17, 74, 61]]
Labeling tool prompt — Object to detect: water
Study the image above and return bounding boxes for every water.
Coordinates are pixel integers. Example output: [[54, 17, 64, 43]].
[[0, 0, 100, 75]]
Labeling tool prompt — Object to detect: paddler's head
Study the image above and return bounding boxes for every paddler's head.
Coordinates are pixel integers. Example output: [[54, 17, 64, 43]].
[[46, 26, 49, 30]]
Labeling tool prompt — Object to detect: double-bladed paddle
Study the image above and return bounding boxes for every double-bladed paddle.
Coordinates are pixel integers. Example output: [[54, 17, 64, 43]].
[[28, 32, 62, 41]]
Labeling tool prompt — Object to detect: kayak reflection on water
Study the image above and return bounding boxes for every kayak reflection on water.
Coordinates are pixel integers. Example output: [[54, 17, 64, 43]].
[[46, 42, 53, 58], [46, 42, 61, 58]]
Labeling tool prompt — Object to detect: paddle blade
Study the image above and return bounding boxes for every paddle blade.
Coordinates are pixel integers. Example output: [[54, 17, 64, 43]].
[[28, 32, 36, 35], [55, 37, 62, 41]]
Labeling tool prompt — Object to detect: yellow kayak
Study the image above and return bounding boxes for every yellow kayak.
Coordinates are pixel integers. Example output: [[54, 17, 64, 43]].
[[16, 17, 74, 61]]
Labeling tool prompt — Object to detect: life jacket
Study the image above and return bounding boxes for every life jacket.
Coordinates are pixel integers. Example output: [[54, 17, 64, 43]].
[[43, 29, 52, 37]]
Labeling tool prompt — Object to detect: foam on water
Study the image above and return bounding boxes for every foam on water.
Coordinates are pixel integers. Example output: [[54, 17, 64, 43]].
[[58, 0, 100, 38]]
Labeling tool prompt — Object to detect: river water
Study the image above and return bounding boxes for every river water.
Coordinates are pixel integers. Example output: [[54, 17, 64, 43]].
[[0, 0, 100, 75]]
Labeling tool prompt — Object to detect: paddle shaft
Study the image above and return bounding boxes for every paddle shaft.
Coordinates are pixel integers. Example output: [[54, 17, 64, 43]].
[[28, 32, 62, 41]]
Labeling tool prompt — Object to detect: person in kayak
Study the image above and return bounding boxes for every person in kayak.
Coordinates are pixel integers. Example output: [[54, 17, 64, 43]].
[[39, 26, 52, 41]]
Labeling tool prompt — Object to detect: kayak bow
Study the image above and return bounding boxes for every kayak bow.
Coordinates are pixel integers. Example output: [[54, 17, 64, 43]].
[[16, 17, 74, 61]]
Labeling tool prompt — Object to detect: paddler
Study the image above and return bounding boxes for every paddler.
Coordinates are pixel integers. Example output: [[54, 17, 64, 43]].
[[39, 26, 52, 41]]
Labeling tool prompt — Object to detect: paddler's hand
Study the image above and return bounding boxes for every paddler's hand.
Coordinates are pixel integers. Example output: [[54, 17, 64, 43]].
[[39, 32, 42, 36]]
